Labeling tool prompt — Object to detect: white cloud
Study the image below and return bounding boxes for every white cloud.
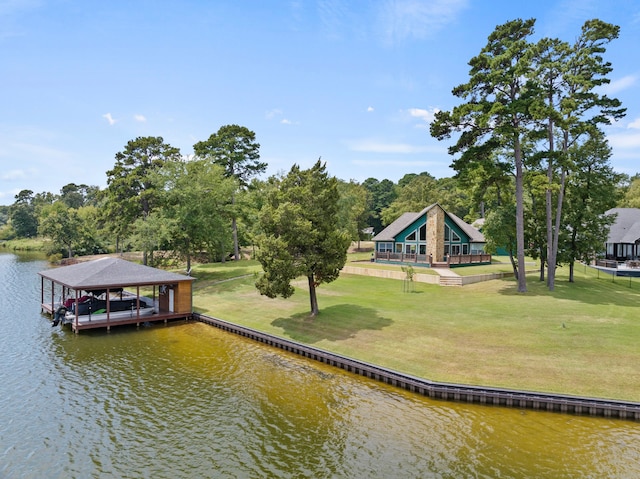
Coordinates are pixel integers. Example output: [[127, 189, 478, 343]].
[[378, 0, 469, 44], [608, 131, 640, 149], [266, 108, 295, 124], [134, 114, 147, 122], [367, 106, 374, 112], [265, 108, 283, 120], [600, 75, 638, 95], [406, 107, 439, 124], [102, 113, 117, 126], [628, 118, 640, 129]]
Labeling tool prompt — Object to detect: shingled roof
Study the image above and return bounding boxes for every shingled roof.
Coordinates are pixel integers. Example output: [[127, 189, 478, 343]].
[[372, 204, 484, 243], [39, 257, 194, 290], [605, 208, 640, 244]]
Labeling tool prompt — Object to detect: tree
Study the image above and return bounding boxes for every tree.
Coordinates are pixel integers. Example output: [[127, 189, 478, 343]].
[[380, 174, 438, 225], [336, 180, 370, 248], [9, 190, 39, 238], [619, 175, 640, 208], [362, 177, 397, 232], [60, 183, 100, 209], [194, 125, 265, 261], [431, 18, 537, 292], [562, 132, 622, 281], [103, 136, 181, 264], [482, 205, 519, 277], [38, 202, 84, 258], [531, 20, 625, 290], [161, 158, 237, 268], [255, 160, 351, 317]]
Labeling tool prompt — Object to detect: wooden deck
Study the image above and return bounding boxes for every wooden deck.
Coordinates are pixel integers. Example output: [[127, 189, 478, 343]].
[[41, 303, 192, 332], [374, 252, 492, 267]]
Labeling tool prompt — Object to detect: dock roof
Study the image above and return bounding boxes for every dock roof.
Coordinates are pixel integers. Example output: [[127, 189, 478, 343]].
[[39, 257, 194, 290]]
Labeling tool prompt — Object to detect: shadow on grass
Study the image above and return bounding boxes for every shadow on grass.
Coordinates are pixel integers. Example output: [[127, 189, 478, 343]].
[[494, 270, 640, 307], [272, 304, 392, 344]]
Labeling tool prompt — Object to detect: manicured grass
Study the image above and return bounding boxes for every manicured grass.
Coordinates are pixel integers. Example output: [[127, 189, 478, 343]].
[[0, 237, 49, 251], [190, 260, 640, 402]]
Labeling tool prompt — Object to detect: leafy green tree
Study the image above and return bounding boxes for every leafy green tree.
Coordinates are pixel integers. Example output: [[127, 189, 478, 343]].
[[531, 20, 625, 290], [619, 175, 640, 208], [103, 136, 181, 263], [60, 183, 100, 209], [362, 178, 397, 232], [129, 210, 175, 267], [431, 177, 471, 220], [455, 152, 514, 220], [381, 174, 438, 225], [161, 158, 237, 268], [9, 190, 39, 238], [431, 18, 537, 292], [255, 160, 351, 317], [482, 204, 519, 277], [336, 180, 371, 248], [38, 202, 84, 257], [193, 125, 265, 261], [562, 132, 622, 281]]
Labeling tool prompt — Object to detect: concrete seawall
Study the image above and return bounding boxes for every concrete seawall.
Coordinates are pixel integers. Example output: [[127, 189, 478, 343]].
[[192, 312, 640, 422]]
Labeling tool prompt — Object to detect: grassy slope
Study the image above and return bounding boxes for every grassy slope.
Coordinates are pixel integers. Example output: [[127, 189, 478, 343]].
[[191, 259, 640, 401]]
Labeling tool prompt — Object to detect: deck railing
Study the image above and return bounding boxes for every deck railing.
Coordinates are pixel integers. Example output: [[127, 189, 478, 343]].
[[374, 252, 491, 267]]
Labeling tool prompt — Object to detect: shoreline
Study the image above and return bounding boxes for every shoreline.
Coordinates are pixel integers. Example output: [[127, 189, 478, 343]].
[[192, 312, 640, 422]]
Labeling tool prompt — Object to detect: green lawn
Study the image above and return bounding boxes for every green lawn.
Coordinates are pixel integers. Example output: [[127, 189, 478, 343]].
[[190, 259, 640, 401]]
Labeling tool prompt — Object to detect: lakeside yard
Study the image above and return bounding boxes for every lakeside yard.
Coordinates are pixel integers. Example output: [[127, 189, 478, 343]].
[[190, 257, 640, 402]]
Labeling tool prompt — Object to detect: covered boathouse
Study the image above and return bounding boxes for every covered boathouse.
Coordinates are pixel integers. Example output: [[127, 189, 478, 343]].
[[39, 257, 195, 332]]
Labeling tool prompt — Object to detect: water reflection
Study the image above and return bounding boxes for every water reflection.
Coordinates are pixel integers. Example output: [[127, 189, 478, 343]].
[[1, 252, 639, 478]]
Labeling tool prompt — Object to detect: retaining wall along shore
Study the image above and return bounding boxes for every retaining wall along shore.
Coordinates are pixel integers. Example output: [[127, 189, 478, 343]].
[[192, 313, 640, 422]]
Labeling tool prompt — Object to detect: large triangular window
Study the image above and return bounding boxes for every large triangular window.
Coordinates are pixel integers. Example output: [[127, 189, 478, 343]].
[[406, 230, 416, 241]]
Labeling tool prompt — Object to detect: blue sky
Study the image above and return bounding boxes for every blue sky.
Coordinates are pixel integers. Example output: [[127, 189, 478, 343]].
[[2, 0, 640, 204]]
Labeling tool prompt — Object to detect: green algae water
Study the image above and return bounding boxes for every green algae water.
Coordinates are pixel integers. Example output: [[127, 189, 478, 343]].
[[1, 252, 639, 478]]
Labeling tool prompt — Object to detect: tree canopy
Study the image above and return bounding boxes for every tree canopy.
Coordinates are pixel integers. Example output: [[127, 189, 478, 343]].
[[255, 160, 351, 317], [194, 124, 265, 261]]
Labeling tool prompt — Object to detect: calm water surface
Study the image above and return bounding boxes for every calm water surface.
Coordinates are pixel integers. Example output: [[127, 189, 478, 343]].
[[1, 252, 639, 478]]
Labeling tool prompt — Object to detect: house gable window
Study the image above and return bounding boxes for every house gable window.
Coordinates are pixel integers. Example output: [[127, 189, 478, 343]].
[[445, 224, 461, 242], [419, 224, 426, 241], [406, 230, 416, 241]]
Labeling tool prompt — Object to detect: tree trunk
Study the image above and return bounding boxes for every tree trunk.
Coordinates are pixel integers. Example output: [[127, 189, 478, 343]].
[[569, 260, 575, 283], [232, 192, 240, 261], [545, 105, 555, 290], [232, 216, 239, 260], [509, 249, 518, 279], [308, 274, 319, 317], [514, 136, 527, 293]]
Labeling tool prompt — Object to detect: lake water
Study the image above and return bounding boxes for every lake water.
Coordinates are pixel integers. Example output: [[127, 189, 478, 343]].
[[1, 251, 639, 478]]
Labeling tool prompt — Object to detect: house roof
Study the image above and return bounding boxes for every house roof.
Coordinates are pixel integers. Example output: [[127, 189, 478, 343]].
[[605, 208, 640, 244], [372, 204, 485, 243], [39, 257, 195, 290]]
